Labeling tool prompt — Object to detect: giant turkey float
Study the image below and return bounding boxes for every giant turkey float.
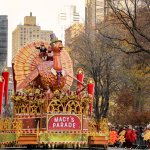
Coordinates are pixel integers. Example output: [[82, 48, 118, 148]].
[[0, 34, 110, 149]]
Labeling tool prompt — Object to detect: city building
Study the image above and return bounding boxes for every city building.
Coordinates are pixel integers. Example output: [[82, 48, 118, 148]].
[[85, 0, 110, 30], [57, 5, 81, 44], [85, 0, 141, 30], [0, 15, 8, 69], [65, 23, 84, 47], [12, 12, 53, 59]]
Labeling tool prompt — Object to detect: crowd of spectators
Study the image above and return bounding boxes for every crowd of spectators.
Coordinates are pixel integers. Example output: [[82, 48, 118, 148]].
[[109, 124, 150, 149]]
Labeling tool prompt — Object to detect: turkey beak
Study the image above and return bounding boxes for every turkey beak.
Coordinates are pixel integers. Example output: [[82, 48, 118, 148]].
[[59, 45, 63, 50]]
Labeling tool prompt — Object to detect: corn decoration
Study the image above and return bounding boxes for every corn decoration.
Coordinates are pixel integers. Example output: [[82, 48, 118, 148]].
[[118, 130, 126, 144], [143, 130, 150, 141]]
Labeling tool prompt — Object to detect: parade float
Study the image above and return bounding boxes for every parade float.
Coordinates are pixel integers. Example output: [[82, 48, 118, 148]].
[[0, 34, 110, 149]]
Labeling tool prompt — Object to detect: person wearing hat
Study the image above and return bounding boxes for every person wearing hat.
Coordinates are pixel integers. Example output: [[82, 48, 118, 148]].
[[50, 33, 62, 46], [46, 45, 53, 61], [34, 41, 47, 60]]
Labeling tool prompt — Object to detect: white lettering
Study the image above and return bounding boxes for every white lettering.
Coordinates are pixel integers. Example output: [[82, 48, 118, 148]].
[[60, 122, 63, 127], [68, 123, 72, 127], [53, 123, 56, 128], [62, 117, 66, 122], [64, 122, 68, 127], [71, 117, 74, 122], [66, 117, 69, 122], [73, 123, 76, 128], [51, 116, 79, 129], [54, 117, 58, 122], [56, 122, 60, 127], [59, 117, 62, 122]]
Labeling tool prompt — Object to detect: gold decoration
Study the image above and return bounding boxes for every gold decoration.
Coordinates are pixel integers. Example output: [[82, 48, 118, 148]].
[[66, 100, 81, 114], [89, 119, 98, 133], [13, 98, 43, 115], [47, 99, 64, 113], [100, 118, 109, 136], [47, 99, 82, 114], [0, 118, 22, 134], [45, 91, 91, 114], [82, 98, 89, 116], [3, 118, 11, 130], [87, 78, 94, 84], [118, 130, 126, 144], [77, 68, 84, 74], [12, 88, 90, 116], [15, 119, 23, 139], [143, 130, 150, 141], [0, 119, 3, 130], [2, 66, 8, 72], [11, 90, 46, 115]]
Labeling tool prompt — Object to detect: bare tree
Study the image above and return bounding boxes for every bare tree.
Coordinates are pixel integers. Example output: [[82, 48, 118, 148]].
[[70, 28, 120, 120], [99, 0, 150, 54]]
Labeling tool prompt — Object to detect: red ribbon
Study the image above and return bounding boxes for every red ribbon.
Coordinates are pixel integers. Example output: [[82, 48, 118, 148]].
[[0, 81, 5, 115], [2, 71, 9, 105]]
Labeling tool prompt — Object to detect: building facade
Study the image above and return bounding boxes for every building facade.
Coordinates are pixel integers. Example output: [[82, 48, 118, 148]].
[[85, 0, 138, 30], [0, 15, 8, 69], [12, 12, 53, 59], [65, 23, 84, 47], [57, 5, 81, 44], [85, 0, 111, 30]]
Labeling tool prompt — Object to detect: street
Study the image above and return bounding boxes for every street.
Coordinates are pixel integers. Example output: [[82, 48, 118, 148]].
[[1, 148, 150, 150]]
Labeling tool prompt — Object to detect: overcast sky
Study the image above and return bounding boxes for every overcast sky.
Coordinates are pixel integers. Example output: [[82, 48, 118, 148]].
[[0, 0, 85, 66]]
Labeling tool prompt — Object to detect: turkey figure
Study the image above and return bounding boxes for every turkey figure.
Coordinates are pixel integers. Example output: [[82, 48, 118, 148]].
[[13, 40, 73, 92]]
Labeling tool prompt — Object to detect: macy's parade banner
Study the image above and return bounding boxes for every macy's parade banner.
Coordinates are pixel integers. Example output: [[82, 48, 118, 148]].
[[47, 115, 81, 131]]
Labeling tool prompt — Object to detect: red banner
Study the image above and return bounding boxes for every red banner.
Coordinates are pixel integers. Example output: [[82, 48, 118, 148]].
[[2, 71, 9, 105], [87, 82, 95, 97], [0, 78, 5, 115], [77, 68, 84, 89], [87, 78, 95, 117], [77, 74, 84, 88], [48, 115, 81, 130]]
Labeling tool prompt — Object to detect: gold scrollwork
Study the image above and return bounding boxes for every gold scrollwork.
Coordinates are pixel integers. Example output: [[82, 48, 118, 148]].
[[15, 119, 23, 138], [47, 99, 82, 114], [13, 101, 42, 115], [65, 100, 81, 114], [99, 118, 109, 136], [47, 99, 64, 113], [89, 119, 98, 132], [0, 118, 22, 133]]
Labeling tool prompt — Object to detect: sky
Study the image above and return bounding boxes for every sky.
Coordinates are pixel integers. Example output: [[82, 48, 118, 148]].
[[0, 0, 85, 66]]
